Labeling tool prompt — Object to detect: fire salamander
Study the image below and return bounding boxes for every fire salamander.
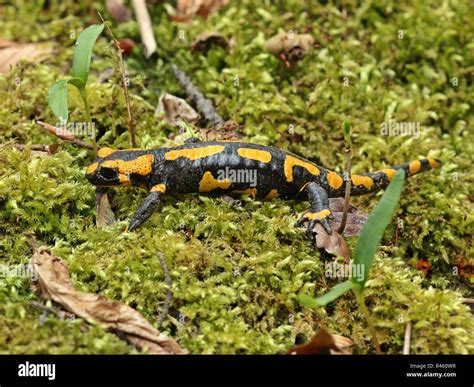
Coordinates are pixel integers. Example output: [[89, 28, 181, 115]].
[[85, 140, 441, 237]]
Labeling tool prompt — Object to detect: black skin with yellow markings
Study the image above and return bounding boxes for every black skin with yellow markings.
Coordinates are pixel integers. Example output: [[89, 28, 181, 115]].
[[85, 140, 441, 236]]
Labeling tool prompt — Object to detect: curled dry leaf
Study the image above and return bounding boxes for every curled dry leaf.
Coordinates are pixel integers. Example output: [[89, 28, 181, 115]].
[[312, 223, 350, 261], [266, 32, 314, 63], [287, 328, 353, 355], [30, 246, 186, 354], [191, 31, 228, 53], [172, 0, 230, 22], [199, 120, 241, 141], [155, 93, 200, 126], [329, 197, 369, 236], [106, 0, 133, 22], [95, 188, 116, 228], [0, 41, 53, 74]]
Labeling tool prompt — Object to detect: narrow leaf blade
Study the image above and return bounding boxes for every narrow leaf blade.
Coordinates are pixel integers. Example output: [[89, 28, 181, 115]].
[[299, 281, 357, 308], [352, 169, 405, 287], [48, 80, 69, 124], [71, 24, 104, 85]]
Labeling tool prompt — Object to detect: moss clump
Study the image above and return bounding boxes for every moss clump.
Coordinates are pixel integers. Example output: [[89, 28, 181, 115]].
[[0, 0, 472, 354]]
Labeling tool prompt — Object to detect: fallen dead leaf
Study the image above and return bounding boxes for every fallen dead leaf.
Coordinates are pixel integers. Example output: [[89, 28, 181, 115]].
[[95, 188, 116, 228], [155, 93, 200, 126], [266, 31, 314, 63], [191, 31, 228, 53], [287, 328, 354, 355], [106, 0, 133, 22], [30, 246, 186, 354], [313, 223, 350, 261], [0, 41, 53, 74], [172, 0, 230, 22], [329, 198, 369, 236]]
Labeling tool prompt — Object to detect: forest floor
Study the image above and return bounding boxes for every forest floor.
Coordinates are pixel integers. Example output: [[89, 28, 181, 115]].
[[0, 0, 472, 354]]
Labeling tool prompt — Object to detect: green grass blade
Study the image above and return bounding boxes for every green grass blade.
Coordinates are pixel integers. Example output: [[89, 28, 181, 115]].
[[299, 280, 357, 307], [352, 169, 405, 288], [343, 120, 351, 146], [71, 24, 104, 85], [47, 80, 69, 124]]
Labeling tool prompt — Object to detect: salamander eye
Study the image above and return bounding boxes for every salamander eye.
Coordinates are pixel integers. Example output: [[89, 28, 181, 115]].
[[99, 167, 117, 180]]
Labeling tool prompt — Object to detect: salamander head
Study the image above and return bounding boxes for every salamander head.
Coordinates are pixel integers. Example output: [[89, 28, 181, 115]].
[[85, 147, 154, 187]]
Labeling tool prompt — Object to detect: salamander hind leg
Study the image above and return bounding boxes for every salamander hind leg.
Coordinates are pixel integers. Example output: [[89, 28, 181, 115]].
[[295, 182, 333, 239]]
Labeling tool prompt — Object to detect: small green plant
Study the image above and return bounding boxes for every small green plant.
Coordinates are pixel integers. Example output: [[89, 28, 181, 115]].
[[48, 23, 104, 151], [299, 169, 406, 354]]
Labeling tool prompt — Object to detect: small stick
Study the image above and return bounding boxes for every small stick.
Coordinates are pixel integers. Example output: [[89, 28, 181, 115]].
[[157, 253, 172, 328], [461, 298, 474, 304], [337, 148, 352, 234], [98, 13, 137, 148], [131, 0, 157, 58], [11, 144, 57, 153], [29, 300, 63, 319], [171, 64, 225, 127], [403, 321, 412, 354], [36, 121, 93, 150]]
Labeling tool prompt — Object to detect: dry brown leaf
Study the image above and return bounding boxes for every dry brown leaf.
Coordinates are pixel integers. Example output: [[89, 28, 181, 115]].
[[313, 223, 350, 261], [106, 0, 132, 22], [30, 246, 186, 354], [329, 198, 368, 236], [0, 41, 53, 74], [95, 188, 116, 228], [287, 328, 354, 355], [155, 93, 200, 126], [172, 0, 230, 22]]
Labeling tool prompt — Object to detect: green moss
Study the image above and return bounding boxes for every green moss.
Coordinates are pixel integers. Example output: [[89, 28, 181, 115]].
[[0, 0, 472, 354]]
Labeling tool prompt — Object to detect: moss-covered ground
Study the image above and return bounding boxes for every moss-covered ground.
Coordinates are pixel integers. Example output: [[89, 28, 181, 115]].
[[0, 0, 472, 354]]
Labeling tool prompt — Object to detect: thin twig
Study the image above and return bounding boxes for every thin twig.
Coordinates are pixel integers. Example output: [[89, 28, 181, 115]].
[[36, 121, 93, 150], [157, 253, 172, 328], [403, 321, 412, 354], [29, 300, 63, 319], [98, 13, 137, 148], [461, 298, 474, 304], [11, 143, 59, 153], [337, 148, 352, 234], [171, 64, 225, 127]]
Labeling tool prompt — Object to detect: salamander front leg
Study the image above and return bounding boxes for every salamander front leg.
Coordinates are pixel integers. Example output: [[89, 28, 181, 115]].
[[295, 182, 333, 239], [127, 184, 166, 232]]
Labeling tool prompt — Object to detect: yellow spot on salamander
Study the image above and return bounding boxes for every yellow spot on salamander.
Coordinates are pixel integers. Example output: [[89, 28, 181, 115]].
[[97, 147, 115, 158], [165, 146, 225, 161], [351, 175, 374, 189], [119, 174, 131, 186], [265, 189, 279, 200], [427, 158, 441, 169], [284, 155, 320, 182], [198, 171, 232, 192], [237, 148, 272, 163], [232, 188, 257, 197], [409, 160, 421, 174], [151, 184, 166, 193], [381, 168, 397, 181], [327, 172, 343, 189], [102, 154, 154, 176], [304, 209, 331, 220], [86, 162, 98, 174]]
